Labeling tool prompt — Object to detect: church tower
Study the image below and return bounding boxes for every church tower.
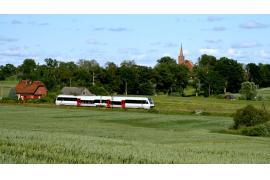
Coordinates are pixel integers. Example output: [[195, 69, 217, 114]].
[[178, 44, 185, 65]]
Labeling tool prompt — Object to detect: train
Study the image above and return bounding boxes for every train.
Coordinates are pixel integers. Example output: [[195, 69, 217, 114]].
[[55, 95, 155, 109]]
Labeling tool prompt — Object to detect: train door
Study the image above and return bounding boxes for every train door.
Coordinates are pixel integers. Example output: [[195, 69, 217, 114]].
[[77, 98, 81, 107], [121, 100, 126, 109]]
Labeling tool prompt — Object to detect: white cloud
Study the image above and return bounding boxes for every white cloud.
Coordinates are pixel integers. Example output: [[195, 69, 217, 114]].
[[240, 20, 269, 29], [231, 42, 262, 48], [199, 48, 219, 55], [259, 50, 270, 59]]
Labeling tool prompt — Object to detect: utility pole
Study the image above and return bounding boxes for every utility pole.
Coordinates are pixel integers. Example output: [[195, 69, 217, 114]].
[[125, 81, 127, 95], [92, 71, 95, 86]]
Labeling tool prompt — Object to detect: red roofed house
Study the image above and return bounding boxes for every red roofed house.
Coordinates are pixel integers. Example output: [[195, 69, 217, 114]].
[[15, 80, 48, 100]]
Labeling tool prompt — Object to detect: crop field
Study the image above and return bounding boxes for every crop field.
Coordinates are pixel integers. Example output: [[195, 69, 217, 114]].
[[0, 80, 17, 98], [0, 104, 270, 163], [152, 95, 270, 116]]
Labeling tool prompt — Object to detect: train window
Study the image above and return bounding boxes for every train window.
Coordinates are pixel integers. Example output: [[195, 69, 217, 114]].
[[143, 100, 148, 104], [64, 98, 77, 101], [148, 98, 154, 104], [57, 97, 77, 101], [101, 100, 107, 103], [57, 97, 63, 101], [94, 100, 101, 103], [125, 100, 147, 104], [112, 101, 121, 105], [81, 100, 94, 104]]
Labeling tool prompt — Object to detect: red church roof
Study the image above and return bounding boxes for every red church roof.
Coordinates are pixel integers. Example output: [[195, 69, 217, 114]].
[[16, 80, 47, 95]]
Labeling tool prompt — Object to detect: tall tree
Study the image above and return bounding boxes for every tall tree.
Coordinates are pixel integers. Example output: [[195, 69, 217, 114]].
[[214, 57, 245, 93], [18, 59, 37, 80], [259, 64, 270, 87], [246, 63, 261, 85], [154, 56, 189, 95]]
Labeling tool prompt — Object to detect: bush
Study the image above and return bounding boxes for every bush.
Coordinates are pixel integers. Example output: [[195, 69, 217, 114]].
[[239, 81, 257, 100], [241, 124, 270, 136], [26, 99, 43, 104], [0, 97, 17, 103], [233, 105, 269, 129]]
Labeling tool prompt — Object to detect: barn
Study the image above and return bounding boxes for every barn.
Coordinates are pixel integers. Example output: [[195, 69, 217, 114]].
[[15, 80, 48, 100], [60, 87, 94, 96]]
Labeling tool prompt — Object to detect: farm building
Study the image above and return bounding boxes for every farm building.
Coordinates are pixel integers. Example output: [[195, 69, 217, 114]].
[[15, 80, 47, 100], [60, 87, 94, 96]]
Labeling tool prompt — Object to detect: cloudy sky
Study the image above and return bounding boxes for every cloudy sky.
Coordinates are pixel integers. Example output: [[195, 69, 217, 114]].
[[0, 14, 269, 66]]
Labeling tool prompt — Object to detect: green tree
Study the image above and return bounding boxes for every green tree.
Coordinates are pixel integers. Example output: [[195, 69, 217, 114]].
[[119, 60, 138, 95], [259, 64, 270, 87], [154, 56, 189, 95], [18, 59, 37, 80], [78, 59, 101, 86], [214, 57, 245, 93], [239, 81, 257, 100], [246, 63, 261, 85]]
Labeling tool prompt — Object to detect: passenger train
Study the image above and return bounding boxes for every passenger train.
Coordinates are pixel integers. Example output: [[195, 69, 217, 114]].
[[55, 95, 155, 109]]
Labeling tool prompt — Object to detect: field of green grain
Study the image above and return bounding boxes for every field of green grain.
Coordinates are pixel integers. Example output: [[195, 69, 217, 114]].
[[0, 80, 17, 98], [152, 95, 270, 116], [0, 104, 270, 163]]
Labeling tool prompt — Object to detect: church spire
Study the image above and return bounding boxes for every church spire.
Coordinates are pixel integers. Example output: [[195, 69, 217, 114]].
[[178, 43, 185, 64], [180, 44, 183, 57]]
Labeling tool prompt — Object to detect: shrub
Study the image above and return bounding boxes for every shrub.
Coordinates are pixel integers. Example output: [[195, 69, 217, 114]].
[[239, 81, 257, 100], [0, 97, 17, 103], [233, 105, 269, 129], [241, 124, 270, 136]]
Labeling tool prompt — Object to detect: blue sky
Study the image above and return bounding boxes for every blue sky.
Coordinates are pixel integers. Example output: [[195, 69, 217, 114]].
[[0, 14, 269, 67]]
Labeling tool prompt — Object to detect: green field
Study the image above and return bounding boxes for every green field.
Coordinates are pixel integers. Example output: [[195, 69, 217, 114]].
[[1, 104, 270, 163], [152, 95, 270, 116], [0, 80, 18, 98]]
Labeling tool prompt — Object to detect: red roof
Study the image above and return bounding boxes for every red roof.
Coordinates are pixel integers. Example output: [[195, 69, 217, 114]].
[[16, 80, 47, 95], [184, 60, 193, 70]]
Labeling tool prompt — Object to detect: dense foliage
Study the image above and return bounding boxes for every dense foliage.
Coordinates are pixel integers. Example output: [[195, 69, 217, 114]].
[[1, 54, 270, 96], [233, 105, 269, 136], [233, 105, 269, 129], [239, 81, 257, 100]]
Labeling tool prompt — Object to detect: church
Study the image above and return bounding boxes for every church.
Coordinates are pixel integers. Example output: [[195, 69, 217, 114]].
[[178, 45, 193, 70]]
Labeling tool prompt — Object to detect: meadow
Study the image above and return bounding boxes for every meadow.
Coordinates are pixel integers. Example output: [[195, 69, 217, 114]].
[[0, 104, 270, 163]]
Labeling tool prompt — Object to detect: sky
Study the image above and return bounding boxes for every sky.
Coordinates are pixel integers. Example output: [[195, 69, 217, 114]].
[[0, 14, 270, 67]]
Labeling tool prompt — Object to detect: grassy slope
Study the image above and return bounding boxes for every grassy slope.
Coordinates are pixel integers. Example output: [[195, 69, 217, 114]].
[[0, 105, 270, 163], [0, 79, 18, 97], [152, 95, 270, 116]]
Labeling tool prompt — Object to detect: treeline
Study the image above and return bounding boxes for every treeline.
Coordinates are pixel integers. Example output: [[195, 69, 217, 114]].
[[0, 54, 270, 96]]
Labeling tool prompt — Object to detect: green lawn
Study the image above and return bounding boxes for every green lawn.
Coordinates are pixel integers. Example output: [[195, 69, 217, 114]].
[[0, 104, 269, 163]]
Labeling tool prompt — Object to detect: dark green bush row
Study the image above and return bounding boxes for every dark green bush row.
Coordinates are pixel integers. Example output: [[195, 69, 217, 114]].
[[0, 97, 22, 104], [241, 123, 270, 137], [233, 105, 269, 129], [231, 105, 270, 137]]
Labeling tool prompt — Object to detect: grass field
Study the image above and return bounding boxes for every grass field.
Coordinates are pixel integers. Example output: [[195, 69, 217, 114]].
[[152, 95, 270, 116], [0, 79, 18, 98], [0, 104, 270, 163]]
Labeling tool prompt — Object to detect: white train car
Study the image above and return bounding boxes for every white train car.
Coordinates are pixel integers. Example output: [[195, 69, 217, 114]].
[[55, 95, 78, 106], [55, 95, 155, 109]]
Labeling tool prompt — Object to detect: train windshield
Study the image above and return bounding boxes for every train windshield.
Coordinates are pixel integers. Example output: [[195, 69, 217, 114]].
[[148, 98, 154, 104]]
